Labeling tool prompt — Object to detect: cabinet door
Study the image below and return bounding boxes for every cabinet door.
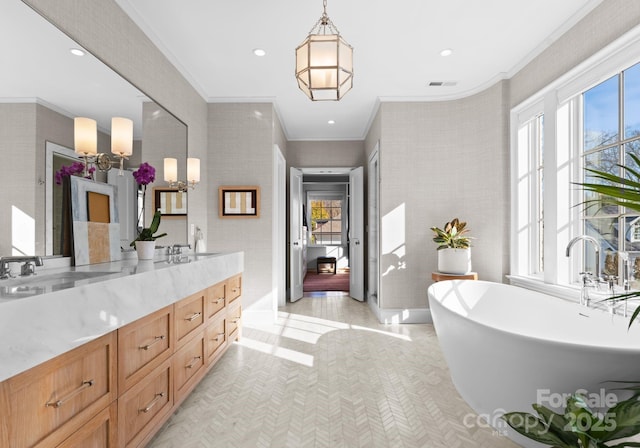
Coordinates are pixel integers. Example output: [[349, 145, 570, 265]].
[[56, 402, 117, 448], [118, 305, 173, 392], [118, 360, 172, 448], [205, 281, 226, 320], [226, 274, 242, 303], [175, 290, 205, 347], [226, 301, 242, 341], [205, 315, 227, 365], [173, 332, 205, 405], [1, 332, 117, 448]]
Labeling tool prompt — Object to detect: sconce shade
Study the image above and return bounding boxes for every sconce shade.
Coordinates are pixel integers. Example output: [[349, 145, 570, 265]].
[[164, 157, 178, 183], [74, 117, 97, 155], [296, 33, 353, 101], [111, 117, 133, 156], [187, 158, 200, 183]]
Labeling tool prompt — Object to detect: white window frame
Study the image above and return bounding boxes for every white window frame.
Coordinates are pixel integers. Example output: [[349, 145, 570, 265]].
[[307, 191, 346, 247], [509, 25, 640, 299]]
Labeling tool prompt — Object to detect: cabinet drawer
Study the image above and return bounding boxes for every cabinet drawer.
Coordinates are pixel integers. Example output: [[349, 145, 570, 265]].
[[56, 402, 117, 448], [205, 281, 226, 319], [173, 332, 205, 404], [227, 302, 242, 340], [175, 290, 205, 347], [118, 306, 173, 392], [118, 360, 172, 448], [1, 332, 116, 448], [226, 274, 242, 303], [205, 316, 227, 364]]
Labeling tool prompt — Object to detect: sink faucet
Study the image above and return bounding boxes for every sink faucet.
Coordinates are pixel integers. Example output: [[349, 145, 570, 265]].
[[167, 244, 191, 256], [566, 235, 602, 306], [0, 256, 43, 279]]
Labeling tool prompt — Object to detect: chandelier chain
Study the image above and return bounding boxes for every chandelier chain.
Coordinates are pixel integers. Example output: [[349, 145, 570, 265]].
[[307, 0, 340, 37]]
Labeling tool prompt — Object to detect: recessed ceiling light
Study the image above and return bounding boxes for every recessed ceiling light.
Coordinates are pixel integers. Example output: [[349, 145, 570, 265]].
[[440, 48, 453, 57], [253, 48, 266, 57], [70, 48, 85, 56], [328, 120, 335, 125]]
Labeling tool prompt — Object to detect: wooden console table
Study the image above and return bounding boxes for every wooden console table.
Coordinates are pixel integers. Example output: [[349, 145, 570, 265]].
[[431, 272, 478, 282]]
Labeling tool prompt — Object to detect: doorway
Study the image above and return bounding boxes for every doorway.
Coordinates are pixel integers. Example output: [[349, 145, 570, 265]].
[[290, 167, 364, 302]]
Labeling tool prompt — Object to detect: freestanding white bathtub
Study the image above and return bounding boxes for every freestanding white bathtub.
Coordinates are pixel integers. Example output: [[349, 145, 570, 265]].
[[428, 280, 640, 448]]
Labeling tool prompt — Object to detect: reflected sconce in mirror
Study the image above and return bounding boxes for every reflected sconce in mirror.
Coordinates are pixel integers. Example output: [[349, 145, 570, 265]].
[[164, 157, 200, 192], [74, 116, 133, 176]]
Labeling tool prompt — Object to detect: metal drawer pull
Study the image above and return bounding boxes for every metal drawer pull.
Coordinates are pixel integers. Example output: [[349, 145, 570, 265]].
[[185, 312, 202, 322], [214, 297, 224, 304], [186, 356, 202, 369], [46, 379, 94, 408], [140, 392, 166, 413], [139, 335, 166, 351], [231, 318, 240, 324], [214, 333, 225, 341], [232, 288, 239, 293]]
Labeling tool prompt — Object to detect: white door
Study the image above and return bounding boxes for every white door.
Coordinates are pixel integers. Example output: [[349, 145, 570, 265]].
[[290, 167, 304, 302], [368, 148, 379, 305], [349, 167, 364, 301], [273, 145, 287, 309]]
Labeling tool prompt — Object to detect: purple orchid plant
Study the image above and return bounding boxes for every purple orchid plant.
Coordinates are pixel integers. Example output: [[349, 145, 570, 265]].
[[54, 161, 95, 185], [132, 162, 157, 236]]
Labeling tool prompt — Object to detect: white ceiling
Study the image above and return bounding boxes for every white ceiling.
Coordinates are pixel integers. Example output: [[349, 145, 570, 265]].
[[3, 0, 604, 142], [115, 0, 603, 141], [1, 0, 148, 138]]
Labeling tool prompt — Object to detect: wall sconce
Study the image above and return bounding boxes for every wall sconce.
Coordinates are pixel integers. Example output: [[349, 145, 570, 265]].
[[164, 157, 200, 192], [74, 116, 133, 176]]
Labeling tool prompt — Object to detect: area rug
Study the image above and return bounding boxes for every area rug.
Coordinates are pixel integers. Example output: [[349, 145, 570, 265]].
[[303, 271, 350, 292]]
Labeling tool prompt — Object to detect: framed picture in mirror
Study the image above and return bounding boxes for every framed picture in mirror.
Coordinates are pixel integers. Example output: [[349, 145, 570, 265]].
[[154, 187, 187, 217], [219, 186, 260, 218]]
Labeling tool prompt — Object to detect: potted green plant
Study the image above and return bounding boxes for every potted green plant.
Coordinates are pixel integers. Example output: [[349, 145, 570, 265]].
[[430, 218, 472, 274], [503, 390, 640, 447], [577, 153, 640, 326], [130, 210, 167, 260]]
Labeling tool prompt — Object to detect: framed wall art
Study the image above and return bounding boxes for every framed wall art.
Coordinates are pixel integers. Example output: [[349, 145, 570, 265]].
[[219, 186, 260, 218], [154, 187, 187, 216]]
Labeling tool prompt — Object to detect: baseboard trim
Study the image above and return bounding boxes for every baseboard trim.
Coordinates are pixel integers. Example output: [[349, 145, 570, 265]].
[[368, 300, 433, 324]]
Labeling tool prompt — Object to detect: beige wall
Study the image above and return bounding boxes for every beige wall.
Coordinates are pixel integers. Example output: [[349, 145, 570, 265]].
[[286, 140, 366, 168], [208, 103, 276, 318], [510, 0, 640, 107], [1, 104, 37, 256], [375, 82, 509, 311]]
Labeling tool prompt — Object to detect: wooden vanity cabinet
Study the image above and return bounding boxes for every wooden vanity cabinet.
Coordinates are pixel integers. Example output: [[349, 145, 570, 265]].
[[227, 274, 242, 303], [175, 289, 205, 348], [227, 299, 242, 341], [0, 273, 242, 448], [56, 402, 117, 448], [205, 281, 226, 319], [117, 360, 173, 448], [118, 305, 173, 393], [0, 332, 117, 448]]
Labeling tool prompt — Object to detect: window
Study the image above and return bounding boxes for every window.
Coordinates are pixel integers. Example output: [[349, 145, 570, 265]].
[[581, 63, 640, 277], [514, 112, 544, 277], [308, 196, 344, 245], [510, 28, 640, 293]]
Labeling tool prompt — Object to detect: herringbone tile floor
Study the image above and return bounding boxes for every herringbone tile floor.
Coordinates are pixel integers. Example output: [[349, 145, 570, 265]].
[[148, 293, 519, 448]]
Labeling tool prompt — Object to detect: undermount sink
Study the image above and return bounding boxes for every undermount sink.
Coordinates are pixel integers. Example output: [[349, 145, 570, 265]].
[[0, 271, 117, 299]]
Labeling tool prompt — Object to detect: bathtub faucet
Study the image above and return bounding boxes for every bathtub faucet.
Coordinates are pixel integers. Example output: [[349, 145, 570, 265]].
[[566, 235, 602, 306]]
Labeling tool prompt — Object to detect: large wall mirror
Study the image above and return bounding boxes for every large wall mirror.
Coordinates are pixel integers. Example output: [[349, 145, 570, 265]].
[[0, 0, 188, 257]]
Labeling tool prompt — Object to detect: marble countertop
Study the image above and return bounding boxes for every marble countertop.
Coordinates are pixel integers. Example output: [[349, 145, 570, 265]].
[[0, 251, 243, 382]]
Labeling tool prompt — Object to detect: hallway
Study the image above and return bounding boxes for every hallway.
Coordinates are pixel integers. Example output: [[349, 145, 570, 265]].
[[149, 294, 517, 447]]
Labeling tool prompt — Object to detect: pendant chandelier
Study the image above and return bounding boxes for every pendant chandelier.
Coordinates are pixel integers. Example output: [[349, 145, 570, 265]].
[[295, 0, 353, 101]]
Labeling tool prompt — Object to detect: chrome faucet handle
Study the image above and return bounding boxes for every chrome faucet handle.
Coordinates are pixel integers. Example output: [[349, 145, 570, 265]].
[[20, 262, 37, 277]]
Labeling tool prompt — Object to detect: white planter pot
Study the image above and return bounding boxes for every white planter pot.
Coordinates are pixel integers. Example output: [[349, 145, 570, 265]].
[[437, 248, 471, 274], [135, 241, 156, 260]]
